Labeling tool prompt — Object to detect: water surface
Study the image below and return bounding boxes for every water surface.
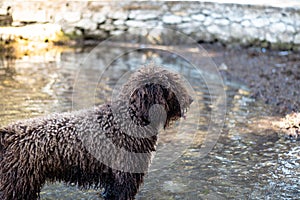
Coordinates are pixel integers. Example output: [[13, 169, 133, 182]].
[[0, 44, 299, 199]]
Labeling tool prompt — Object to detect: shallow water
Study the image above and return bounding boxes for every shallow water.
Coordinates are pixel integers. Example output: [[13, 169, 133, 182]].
[[0, 44, 299, 199]]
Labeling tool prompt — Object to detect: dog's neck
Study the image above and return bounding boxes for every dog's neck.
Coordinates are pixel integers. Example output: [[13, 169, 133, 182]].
[[110, 100, 161, 136]]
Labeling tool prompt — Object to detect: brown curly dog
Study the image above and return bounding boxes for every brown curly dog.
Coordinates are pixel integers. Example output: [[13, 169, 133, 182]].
[[0, 65, 193, 200]]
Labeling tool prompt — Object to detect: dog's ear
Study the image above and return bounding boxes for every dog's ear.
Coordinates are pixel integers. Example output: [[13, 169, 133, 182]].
[[129, 84, 169, 127], [163, 87, 182, 128]]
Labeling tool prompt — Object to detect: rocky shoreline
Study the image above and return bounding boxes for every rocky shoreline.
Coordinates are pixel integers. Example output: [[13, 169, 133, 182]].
[[1, 1, 300, 50], [202, 43, 300, 139]]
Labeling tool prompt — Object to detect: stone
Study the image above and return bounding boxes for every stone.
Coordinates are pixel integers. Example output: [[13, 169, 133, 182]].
[[243, 11, 259, 20], [227, 12, 243, 22], [136, 13, 158, 20], [125, 20, 146, 27], [63, 11, 81, 23], [265, 32, 277, 43], [92, 13, 106, 24], [286, 25, 295, 33], [191, 14, 205, 21], [203, 16, 213, 26], [115, 25, 127, 30], [162, 15, 182, 24], [211, 13, 223, 18], [144, 20, 158, 28], [0, 8, 7, 15], [268, 13, 281, 23], [202, 9, 211, 15], [107, 10, 128, 20], [11, 21, 24, 27], [62, 26, 75, 35], [281, 16, 294, 26], [294, 34, 300, 44], [99, 23, 115, 31], [251, 18, 270, 28], [214, 18, 230, 26], [244, 27, 260, 41], [127, 27, 148, 36], [230, 23, 244, 38], [195, 29, 214, 42], [74, 28, 83, 36], [279, 32, 294, 43], [241, 20, 251, 27], [170, 4, 183, 12], [76, 19, 97, 31], [182, 17, 191, 22], [54, 13, 64, 23], [207, 24, 223, 35], [270, 22, 286, 33], [177, 22, 196, 35], [82, 12, 92, 19], [13, 10, 47, 22], [90, 29, 108, 38], [110, 30, 124, 36], [129, 10, 159, 20], [113, 20, 124, 26]]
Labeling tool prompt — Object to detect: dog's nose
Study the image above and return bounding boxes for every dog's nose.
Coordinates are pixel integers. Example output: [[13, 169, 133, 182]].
[[189, 96, 193, 105]]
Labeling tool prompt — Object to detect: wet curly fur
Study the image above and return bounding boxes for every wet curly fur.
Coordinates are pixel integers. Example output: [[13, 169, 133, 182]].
[[0, 65, 192, 200]]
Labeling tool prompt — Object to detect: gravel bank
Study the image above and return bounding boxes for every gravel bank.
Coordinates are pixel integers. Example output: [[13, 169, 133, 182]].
[[202, 43, 299, 138]]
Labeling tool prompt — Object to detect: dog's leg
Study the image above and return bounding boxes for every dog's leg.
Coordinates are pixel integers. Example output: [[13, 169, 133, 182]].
[[0, 154, 42, 200], [101, 171, 144, 200], [0, 130, 44, 200]]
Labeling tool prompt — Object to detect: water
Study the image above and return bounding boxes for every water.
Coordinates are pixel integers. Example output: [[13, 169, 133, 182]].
[[0, 44, 299, 199]]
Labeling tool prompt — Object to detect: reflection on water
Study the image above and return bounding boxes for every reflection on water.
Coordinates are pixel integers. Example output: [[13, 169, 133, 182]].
[[0, 44, 299, 199]]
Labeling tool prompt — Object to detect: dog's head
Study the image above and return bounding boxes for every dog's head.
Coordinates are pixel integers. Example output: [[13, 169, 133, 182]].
[[120, 65, 193, 129]]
